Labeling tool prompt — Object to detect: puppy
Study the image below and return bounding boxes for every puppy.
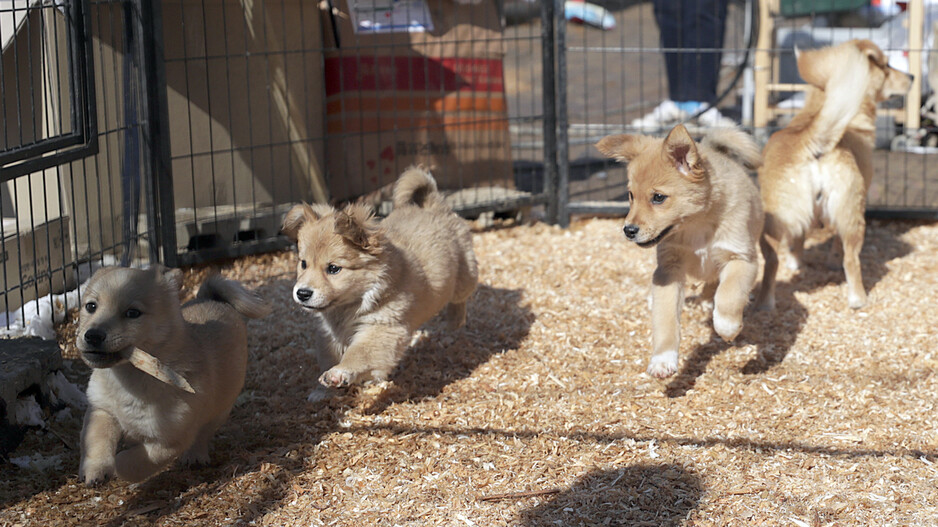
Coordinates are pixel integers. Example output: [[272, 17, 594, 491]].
[[597, 124, 763, 378], [281, 166, 478, 397], [78, 266, 270, 484], [756, 39, 912, 310]]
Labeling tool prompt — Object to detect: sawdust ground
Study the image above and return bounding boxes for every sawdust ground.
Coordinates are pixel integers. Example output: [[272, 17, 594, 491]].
[[2, 217, 938, 526]]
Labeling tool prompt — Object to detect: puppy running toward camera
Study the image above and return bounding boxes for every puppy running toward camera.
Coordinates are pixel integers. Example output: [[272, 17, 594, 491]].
[[756, 39, 912, 311], [281, 166, 478, 398], [597, 124, 763, 378], [78, 266, 270, 485]]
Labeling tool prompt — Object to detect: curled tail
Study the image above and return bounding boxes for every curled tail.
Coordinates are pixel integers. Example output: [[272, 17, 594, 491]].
[[197, 275, 271, 319], [701, 126, 763, 170], [798, 42, 871, 157], [392, 166, 445, 209]]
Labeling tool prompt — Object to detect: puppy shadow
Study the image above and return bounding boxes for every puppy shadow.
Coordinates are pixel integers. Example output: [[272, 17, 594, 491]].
[[363, 284, 533, 414], [665, 282, 809, 397], [518, 464, 703, 526], [789, 220, 916, 297]]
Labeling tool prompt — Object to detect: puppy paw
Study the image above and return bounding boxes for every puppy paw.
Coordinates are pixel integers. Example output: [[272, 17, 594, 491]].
[[79, 458, 115, 486], [179, 449, 210, 467], [847, 291, 867, 310], [319, 368, 354, 388], [712, 308, 742, 342], [646, 351, 679, 378]]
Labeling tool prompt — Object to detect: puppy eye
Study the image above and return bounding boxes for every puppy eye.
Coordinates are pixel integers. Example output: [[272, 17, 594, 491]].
[[651, 193, 667, 204], [85, 301, 97, 313], [125, 308, 142, 319], [326, 263, 341, 275], [300, 260, 308, 270]]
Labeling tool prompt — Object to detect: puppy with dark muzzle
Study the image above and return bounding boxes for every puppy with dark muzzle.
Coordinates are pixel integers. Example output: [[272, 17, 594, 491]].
[[77, 266, 270, 485], [597, 124, 764, 378]]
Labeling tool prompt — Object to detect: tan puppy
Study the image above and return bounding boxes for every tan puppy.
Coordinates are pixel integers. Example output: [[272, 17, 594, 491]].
[[756, 39, 912, 310], [597, 124, 763, 378], [281, 166, 478, 397], [78, 266, 270, 484]]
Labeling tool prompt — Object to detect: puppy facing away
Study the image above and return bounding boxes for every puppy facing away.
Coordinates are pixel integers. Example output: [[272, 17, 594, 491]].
[[596, 124, 764, 378], [756, 39, 912, 310], [78, 266, 270, 484], [281, 166, 478, 397]]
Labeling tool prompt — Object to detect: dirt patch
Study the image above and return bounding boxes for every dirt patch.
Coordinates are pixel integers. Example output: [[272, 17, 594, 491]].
[[2, 217, 937, 526]]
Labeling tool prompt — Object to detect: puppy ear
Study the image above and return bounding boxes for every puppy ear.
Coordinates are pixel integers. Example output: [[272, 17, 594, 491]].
[[335, 203, 383, 255], [281, 203, 332, 242], [596, 134, 654, 162], [662, 124, 704, 180]]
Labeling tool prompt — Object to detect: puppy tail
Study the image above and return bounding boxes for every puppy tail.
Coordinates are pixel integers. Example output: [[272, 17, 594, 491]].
[[701, 126, 763, 170], [392, 165, 445, 209], [197, 275, 272, 319], [804, 45, 871, 157]]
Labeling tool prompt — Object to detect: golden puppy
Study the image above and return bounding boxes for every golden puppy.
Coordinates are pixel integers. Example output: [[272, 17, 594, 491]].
[[756, 39, 912, 310], [281, 166, 478, 398], [597, 124, 763, 378], [78, 266, 270, 484]]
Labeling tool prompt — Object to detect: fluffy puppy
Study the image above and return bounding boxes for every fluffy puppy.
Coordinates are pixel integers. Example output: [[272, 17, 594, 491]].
[[597, 124, 763, 378], [756, 39, 912, 310], [78, 266, 270, 484], [281, 166, 478, 397]]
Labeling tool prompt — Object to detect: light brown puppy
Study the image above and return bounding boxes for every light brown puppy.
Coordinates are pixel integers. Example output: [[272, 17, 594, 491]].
[[78, 266, 270, 485], [597, 124, 763, 378], [281, 166, 478, 398], [756, 39, 912, 310]]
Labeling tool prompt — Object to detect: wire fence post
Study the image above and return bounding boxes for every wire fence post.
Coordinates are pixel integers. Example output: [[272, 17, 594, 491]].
[[554, 0, 569, 228], [137, 0, 177, 267]]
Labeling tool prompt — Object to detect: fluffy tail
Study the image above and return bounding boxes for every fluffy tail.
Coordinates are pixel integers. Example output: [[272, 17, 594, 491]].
[[197, 275, 271, 319], [701, 126, 763, 170], [799, 43, 871, 157], [392, 166, 445, 209]]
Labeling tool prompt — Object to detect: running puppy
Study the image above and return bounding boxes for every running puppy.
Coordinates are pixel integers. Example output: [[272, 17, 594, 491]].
[[597, 124, 763, 378], [281, 166, 478, 397], [756, 39, 912, 310], [78, 266, 270, 484]]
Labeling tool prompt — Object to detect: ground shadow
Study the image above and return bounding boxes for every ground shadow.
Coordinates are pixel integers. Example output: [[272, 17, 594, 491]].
[[786, 219, 917, 300], [519, 464, 702, 526], [364, 284, 533, 414], [664, 279, 810, 397]]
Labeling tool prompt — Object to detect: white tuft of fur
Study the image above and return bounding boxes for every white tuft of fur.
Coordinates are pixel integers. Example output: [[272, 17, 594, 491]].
[[646, 350, 679, 378]]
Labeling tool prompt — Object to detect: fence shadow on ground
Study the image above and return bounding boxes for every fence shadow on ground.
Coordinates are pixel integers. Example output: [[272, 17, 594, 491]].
[[364, 284, 533, 415], [519, 464, 702, 526]]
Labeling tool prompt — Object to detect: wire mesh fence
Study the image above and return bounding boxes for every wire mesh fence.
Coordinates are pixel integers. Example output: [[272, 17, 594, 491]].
[[0, 0, 936, 334]]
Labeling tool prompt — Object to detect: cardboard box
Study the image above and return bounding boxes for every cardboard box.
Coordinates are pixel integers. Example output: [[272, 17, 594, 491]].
[[0, 216, 74, 312], [323, 0, 514, 202]]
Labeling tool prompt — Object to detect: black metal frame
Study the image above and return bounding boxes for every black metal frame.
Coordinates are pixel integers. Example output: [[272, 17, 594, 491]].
[[0, 0, 97, 181]]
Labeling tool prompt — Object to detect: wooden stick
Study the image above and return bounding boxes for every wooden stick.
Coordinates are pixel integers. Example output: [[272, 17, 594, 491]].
[[128, 348, 195, 393], [478, 488, 561, 502]]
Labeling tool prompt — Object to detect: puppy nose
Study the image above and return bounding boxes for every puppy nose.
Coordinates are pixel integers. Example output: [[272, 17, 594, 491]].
[[84, 328, 107, 347], [295, 288, 313, 302], [907, 72, 915, 82], [623, 224, 639, 240]]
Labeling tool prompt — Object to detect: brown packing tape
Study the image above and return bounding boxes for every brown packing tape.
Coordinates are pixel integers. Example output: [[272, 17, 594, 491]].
[[127, 348, 196, 394]]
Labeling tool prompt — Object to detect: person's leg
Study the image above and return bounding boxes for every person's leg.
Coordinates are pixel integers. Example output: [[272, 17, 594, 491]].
[[676, 0, 727, 105], [652, 0, 684, 103]]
